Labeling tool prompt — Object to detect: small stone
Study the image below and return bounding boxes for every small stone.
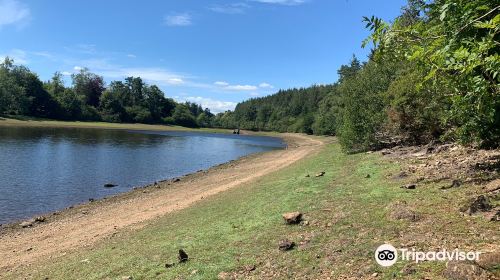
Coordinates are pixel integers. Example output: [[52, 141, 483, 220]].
[[165, 263, 175, 268], [282, 212, 302, 224], [88, 198, 95, 202], [173, 178, 181, 182], [20, 220, 34, 228], [278, 239, 295, 251], [104, 183, 117, 188], [315, 172, 325, 177], [191, 270, 198, 275], [26, 247, 33, 251], [178, 249, 189, 263], [371, 272, 378, 277], [305, 174, 310, 177], [401, 184, 416, 189], [365, 174, 371, 178], [121, 277, 132, 280], [35, 216, 46, 222]]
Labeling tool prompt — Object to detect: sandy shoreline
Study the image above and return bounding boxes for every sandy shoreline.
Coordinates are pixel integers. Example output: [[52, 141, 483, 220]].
[[0, 132, 324, 274]]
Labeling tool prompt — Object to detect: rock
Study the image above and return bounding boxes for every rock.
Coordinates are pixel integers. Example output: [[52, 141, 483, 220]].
[[315, 172, 325, 177], [305, 174, 310, 177], [365, 174, 371, 178], [165, 263, 175, 268], [371, 272, 378, 277], [282, 212, 302, 224], [178, 249, 189, 263], [88, 198, 95, 202], [121, 277, 133, 280], [20, 220, 34, 228], [401, 184, 417, 190], [278, 239, 295, 251], [465, 195, 492, 215], [104, 183, 117, 188], [173, 178, 181, 183], [35, 216, 46, 222], [443, 261, 490, 280]]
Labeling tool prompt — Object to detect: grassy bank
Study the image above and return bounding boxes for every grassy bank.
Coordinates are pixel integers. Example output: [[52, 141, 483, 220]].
[[5, 140, 499, 279], [0, 116, 232, 134]]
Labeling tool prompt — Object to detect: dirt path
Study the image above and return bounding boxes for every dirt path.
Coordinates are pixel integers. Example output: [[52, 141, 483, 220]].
[[0, 133, 325, 273]]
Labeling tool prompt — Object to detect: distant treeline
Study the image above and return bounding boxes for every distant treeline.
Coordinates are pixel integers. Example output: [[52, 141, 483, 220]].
[[1, 0, 498, 153], [218, 0, 499, 152], [0, 59, 217, 128]]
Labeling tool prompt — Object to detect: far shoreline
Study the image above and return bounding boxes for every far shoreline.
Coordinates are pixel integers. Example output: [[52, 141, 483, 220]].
[[0, 116, 233, 134]]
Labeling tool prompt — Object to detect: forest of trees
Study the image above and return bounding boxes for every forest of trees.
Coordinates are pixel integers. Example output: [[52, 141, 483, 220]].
[[1, 0, 498, 153], [0, 58, 214, 128], [219, 0, 499, 152]]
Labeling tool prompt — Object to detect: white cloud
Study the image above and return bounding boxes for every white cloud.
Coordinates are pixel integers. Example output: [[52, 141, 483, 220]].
[[179, 96, 237, 113], [0, 0, 30, 29], [73, 66, 83, 71], [100, 67, 185, 86], [226, 84, 257, 91], [249, 92, 261, 97], [209, 3, 250, 14], [0, 49, 28, 64], [164, 13, 192, 26], [259, 82, 274, 89], [126, 54, 136, 58], [252, 0, 306, 5], [214, 81, 229, 86], [61, 71, 72, 76], [31, 51, 53, 58], [213, 81, 259, 91]]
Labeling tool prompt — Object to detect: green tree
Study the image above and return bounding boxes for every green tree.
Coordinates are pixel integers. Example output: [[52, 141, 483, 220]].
[[172, 104, 198, 127], [72, 68, 105, 107]]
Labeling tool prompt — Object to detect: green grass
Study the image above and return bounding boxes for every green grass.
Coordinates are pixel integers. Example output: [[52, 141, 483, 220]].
[[5, 141, 499, 279]]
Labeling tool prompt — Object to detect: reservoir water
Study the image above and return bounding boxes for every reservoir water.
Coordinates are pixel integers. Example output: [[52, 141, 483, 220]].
[[0, 126, 284, 224]]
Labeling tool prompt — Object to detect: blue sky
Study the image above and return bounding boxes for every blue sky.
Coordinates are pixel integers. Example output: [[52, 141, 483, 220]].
[[0, 0, 406, 113]]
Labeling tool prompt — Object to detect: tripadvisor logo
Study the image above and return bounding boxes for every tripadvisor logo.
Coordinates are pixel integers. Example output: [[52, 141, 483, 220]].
[[375, 244, 481, 267], [375, 244, 398, 267]]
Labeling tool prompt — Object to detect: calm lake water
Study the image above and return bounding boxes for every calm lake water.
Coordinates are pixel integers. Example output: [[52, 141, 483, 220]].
[[0, 126, 284, 224]]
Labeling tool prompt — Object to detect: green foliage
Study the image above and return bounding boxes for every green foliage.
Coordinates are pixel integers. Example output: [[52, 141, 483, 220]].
[[0, 58, 213, 128], [227, 85, 333, 132], [172, 104, 198, 128], [336, 60, 394, 152], [364, 0, 500, 147]]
